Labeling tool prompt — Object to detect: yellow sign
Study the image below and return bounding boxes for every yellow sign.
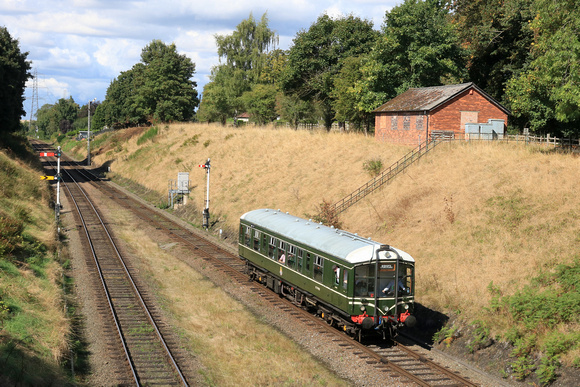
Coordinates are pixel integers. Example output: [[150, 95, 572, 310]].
[[40, 175, 55, 180]]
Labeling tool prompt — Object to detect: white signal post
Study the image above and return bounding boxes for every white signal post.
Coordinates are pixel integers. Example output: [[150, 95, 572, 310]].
[[56, 146, 61, 214], [199, 158, 211, 229], [39, 147, 62, 221]]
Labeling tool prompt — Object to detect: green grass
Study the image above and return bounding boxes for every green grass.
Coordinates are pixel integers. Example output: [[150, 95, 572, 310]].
[[136, 126, 159, 145]]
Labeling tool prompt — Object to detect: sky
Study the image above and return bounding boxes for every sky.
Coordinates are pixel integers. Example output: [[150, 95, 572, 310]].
[[1, 0, 399, 119]]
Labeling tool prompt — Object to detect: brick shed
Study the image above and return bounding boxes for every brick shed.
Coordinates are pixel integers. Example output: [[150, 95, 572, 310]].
[[373, 82, 510, 146]]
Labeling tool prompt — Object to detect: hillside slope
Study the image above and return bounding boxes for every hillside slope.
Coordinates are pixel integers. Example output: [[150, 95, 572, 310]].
[[0, 135, 72, 385], [64, 123, 579, 385]]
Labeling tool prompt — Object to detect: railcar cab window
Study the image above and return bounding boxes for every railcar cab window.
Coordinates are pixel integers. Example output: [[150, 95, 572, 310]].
[[314, 255, 323, 281], [354, 265, 375, 297]]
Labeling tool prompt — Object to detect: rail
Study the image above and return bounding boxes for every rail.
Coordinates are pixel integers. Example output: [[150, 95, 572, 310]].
[[333, 138, 444, 214]]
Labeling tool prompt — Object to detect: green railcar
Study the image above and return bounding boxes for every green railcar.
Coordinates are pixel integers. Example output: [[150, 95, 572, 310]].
[[239, 209, 416, 340]]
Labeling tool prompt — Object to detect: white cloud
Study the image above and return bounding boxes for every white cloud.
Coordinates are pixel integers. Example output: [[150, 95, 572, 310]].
[[94, 39, 142, 76], [47, 47, 91, 69], [8, 0, 401, 118]]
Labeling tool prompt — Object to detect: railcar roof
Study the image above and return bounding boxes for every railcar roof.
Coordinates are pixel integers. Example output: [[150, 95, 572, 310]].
[[240, 209, 415, 265]]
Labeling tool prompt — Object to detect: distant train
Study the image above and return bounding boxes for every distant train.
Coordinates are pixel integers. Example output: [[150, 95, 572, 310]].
[[239, 209, 416, 340]]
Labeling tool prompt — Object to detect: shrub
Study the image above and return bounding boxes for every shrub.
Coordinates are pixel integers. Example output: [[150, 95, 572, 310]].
[[362, 158, 383, 177]]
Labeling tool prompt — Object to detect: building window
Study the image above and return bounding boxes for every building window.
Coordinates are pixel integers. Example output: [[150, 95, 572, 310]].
[[391, 116, 398, 130], [416, 116, 424, 131], [403, 116, 411, 130]]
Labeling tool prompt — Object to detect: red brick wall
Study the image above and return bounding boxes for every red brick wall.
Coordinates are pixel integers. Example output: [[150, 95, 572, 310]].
[[374, 111, 428, 146], [429, 89, 508, 138], [374, 87, 508, 144]]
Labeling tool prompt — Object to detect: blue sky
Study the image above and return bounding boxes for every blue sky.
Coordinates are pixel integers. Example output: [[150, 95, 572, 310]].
[[1, 0, 398, 119]]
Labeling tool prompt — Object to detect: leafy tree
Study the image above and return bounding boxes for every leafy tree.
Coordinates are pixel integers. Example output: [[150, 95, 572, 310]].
[[136, 40, 199, 122], [505, 0, 580, 137], [451, 0, 534, 103], [240, 84, 278, 125], [0, 27, 31, 134], [357, 0, 467, 114], [281, 14, 378, 130], [35, 103, 59, 137], [200, 13, 279, 122], [94, 66, 145, 128], [330, 56, 371, 133], [196, 69, 231, 124], [35, 97, 79, 137], [276, 92, 319, 129]]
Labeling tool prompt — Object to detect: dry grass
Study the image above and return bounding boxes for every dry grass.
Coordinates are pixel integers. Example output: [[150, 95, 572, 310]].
[[114, 209, 347, 386], [83, 125, 580, 333], [0, 147, 69, 380]]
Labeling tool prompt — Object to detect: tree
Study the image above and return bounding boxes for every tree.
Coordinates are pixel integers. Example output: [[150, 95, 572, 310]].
[[200, 13, 279, 122], [281, 14, 378, 130], [505, 0, 580, 137], [35, 98, 80, 137], [0, 27, 31, 134], [330, 56, 371, 133], [240, 84, 278, 124], [137, 40, 199, 122], [357, 0, 467, 114], [451, 0, 534, 103]]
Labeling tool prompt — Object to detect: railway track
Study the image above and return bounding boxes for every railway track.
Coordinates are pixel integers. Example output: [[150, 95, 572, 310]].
[[35, 141, 480, 386], [33, 142, 190, 386]]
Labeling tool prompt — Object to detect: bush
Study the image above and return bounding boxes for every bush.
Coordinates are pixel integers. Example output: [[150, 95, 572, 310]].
[[362, 158, 383, 177]]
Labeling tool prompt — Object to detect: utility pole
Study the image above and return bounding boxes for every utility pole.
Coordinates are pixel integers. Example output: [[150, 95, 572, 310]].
[[28, 68, 38, 134], [198, 158, 211, 229], [87, 98, 96, 166]]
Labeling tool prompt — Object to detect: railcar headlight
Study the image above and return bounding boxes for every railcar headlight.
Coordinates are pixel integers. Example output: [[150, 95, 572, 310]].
[[360, 306, 366, 312], [404, 304, 409, 310]]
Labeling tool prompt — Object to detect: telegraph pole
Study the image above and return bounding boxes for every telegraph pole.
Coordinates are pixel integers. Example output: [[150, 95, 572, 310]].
[[198, 158, 211, 229], [87, 98, 96, 166]]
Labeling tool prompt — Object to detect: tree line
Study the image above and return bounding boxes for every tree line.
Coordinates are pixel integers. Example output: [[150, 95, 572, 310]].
[[197, 0, 580, 138], [2, 0, 579, 139]]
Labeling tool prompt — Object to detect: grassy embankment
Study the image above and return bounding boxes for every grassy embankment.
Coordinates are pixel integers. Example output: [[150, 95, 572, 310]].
[[61, 123, 579, 385], [0, 134, 73, 385]]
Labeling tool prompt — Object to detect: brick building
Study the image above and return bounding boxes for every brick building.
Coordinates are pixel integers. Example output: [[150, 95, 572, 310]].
[[373, 82, 510, 146]]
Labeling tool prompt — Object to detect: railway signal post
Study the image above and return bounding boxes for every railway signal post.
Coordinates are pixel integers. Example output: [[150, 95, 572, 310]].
[[39, 146, 62, 221], [199, 158, 211, 229]]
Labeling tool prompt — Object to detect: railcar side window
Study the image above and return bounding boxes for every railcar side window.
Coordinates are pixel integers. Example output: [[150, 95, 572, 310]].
[[278, 241, 286, 263], [287, 245, 296, 269], [343, 269, 348, 290], [244, 226, 251, 247], [296, 248, 303, 272], [268, 237, 277, 259], [313, 256, 323, 282], [253, 230, 260, 251]]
